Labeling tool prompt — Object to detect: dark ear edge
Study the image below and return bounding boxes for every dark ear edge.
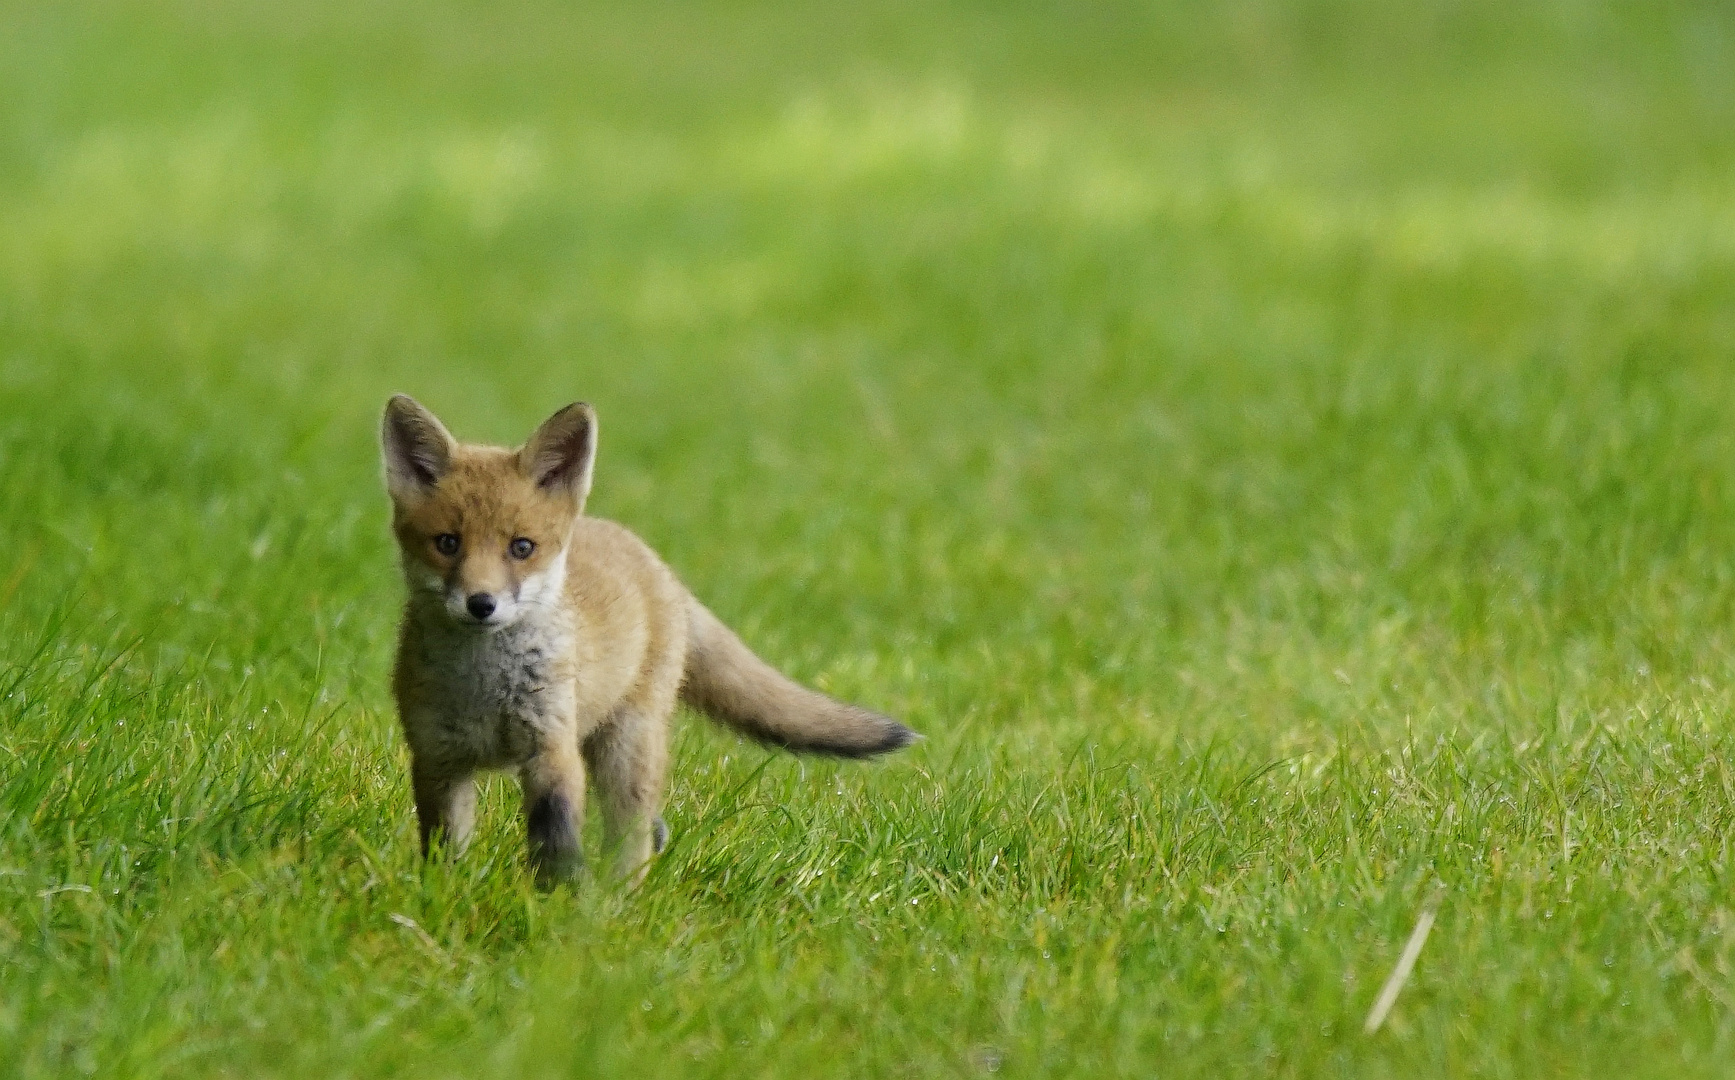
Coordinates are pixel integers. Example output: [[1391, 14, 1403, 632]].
[[381, 394, 456, 496], [520, 402, 598, 501]]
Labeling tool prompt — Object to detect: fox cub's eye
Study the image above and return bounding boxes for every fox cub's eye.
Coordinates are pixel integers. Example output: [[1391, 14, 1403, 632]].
[[433, 534, 460, 557], [509, 538, 536, 560]]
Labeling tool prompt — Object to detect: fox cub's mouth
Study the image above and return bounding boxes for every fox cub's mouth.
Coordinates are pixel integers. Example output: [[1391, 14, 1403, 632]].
[[455, 610, 513, 629]]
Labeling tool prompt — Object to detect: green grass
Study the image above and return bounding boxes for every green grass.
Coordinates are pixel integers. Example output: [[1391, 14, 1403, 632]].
[[4, 0, 1735, 1075]]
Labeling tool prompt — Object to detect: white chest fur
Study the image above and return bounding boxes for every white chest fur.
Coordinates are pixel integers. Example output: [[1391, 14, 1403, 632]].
[[407, 610, 577, 770]]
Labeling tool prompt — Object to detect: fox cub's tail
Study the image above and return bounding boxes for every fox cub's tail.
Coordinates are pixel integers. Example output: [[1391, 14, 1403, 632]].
[[680, 601, 916, 758]]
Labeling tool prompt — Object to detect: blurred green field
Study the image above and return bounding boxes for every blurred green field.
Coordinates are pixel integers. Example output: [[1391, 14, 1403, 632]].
[[4, 1, 1735, 1075]]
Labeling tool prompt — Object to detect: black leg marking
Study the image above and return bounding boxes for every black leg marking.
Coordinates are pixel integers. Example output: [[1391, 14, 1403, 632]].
[[652, 816, 670, 854], [527, 792, 581, 887]]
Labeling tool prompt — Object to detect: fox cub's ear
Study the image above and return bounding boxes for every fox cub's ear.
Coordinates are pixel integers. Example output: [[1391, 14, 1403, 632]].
[[381, 395, 457, 500], [520, 402, 597, 507]]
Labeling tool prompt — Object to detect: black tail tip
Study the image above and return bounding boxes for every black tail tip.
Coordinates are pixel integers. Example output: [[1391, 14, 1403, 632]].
[[862, 718, 920, 757], [774, 713, 922, 759]]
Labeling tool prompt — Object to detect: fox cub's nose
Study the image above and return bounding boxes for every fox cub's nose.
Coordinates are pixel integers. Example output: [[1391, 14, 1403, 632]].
[[466, 593, 498, 621]]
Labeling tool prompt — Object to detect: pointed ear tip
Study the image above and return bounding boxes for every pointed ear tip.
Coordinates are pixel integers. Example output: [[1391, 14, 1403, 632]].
[[536, 402, 596, 438]]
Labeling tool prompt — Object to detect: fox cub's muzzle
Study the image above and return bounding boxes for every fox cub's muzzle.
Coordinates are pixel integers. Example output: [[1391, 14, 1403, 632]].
[[445, 582, 523, 628]]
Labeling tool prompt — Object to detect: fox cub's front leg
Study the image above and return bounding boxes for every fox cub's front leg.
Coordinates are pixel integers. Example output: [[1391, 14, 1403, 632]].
[[412, 758, 478, 857], [520, 745, 586, 887]]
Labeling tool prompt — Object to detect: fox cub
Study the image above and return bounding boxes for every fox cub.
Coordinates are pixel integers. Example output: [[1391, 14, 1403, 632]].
[[381, 395, 915, 885]]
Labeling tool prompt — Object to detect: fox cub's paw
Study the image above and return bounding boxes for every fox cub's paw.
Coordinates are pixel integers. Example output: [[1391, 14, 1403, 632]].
[[527, 793, 584, 889], [652, 816, 670, 854]]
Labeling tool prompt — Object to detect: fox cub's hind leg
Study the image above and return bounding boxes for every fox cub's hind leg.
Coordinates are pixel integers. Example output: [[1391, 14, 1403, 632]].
[[583, 705, 670, 884], [520, 746, 586, 888]]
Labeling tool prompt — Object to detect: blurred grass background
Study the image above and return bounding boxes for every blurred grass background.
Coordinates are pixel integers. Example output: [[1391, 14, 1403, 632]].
[[3, 1, 1735, 1076]]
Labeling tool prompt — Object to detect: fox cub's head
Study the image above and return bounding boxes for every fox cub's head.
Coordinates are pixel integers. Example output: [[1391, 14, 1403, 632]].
[[381, 395, 594, 630]]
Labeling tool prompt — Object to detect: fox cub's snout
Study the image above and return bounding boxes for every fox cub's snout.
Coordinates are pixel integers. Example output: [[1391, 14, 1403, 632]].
[[381, 395, 916, 887]]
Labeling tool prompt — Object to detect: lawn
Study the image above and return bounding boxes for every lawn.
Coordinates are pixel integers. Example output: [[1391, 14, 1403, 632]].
[[3, 1, 1735, 1076]]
